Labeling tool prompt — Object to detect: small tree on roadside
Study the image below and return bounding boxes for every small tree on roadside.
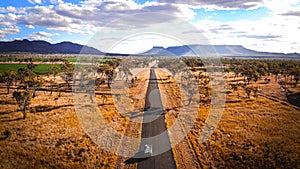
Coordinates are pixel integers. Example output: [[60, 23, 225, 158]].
[[245, 87, 251, 99], [17, 66, 44, 98], [181, 70, 198, 105], [17, 67, 35, 90], [12, 91, 32, 119], [48, 79, 56, 95], [61, 60, 74, 88], [253, 72, 260, 83], [295, 75, 299, 87], [101, 93, 107, 105], [231, 83, 239, 96], [49, 65, 59, 80], [1, 71, 17, 94], [31, 76, 45, 98], [253, 87, 259, 99]]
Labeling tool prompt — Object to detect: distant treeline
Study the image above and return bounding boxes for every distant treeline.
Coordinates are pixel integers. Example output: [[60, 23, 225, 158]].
[[0, 57, 65, 62]]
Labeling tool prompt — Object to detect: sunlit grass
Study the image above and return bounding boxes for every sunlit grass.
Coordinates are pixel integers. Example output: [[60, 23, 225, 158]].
[[0, 64, 62, 75]]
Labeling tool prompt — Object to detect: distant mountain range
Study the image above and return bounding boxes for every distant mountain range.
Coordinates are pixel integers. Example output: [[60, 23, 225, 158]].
[[0, 39, 103, 54], [0, 39, 299, 59], [141, 45, 300, 58]]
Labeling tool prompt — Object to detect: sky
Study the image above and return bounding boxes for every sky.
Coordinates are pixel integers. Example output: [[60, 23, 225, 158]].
[[0, 0, 299, 54]]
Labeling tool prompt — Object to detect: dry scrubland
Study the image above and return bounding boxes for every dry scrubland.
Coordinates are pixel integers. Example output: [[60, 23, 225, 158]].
[[1, 63, 300, 168], [157, 70, 300, 168], [0, 69, 149, 169]]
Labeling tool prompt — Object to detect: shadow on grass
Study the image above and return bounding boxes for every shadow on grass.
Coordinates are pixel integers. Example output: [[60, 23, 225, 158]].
[[287, 92, 300, 108], [0, 117, 23, 122], [31, 104, 73, 113], [97, 103, 114, 106], [0, 91, 9, 95], [0, 136, 9, 140], [0, 100, 16, 105], [0, 110, 15, 115]]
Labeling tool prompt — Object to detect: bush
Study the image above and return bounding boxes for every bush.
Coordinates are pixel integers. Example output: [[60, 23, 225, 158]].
[[3, 129, 10, 138]]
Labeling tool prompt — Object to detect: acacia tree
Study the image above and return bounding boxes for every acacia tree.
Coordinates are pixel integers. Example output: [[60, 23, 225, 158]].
[[13, 91, 32, 119], [48, 79, 57, 95], [253, 87, 259, 99], [158, 58, 186, 77], [105, 66, 114, 89], [12, 62, 45, 119], [97, 59, 120, 89], [245, 87, 251, 99], [49, 65, 59, 80], [31, 76, 45, 98], [61, 60, 74, 89], [118, 60, 132, 82], [17, 67, 35, 90], [253, 72, 260, 83], [231, 83, 239, 96], [1, 71, 17, 94], [180, 69, 198, 105], [295, 75, 299, 87]]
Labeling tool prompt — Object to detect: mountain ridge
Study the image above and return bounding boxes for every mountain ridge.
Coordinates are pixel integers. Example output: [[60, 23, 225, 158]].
[[0, 39, 103, 54], [0, 39, 299, 59], [141, 45, 300, 58]]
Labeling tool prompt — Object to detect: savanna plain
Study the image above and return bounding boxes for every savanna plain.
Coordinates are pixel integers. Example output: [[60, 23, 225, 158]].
[[0, 55, 299, 168]]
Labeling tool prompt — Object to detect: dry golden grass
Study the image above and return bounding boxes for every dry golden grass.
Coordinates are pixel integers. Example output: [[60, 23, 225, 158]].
[[0, 69, 149, 169], [1, 69, 300, 169], [156, 70, 300, 168], [0, 89, 117, 168], [191, 73, 300, 168]]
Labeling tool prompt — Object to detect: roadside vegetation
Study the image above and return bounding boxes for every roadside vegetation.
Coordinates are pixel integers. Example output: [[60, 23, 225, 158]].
[[158, 57, 300, 168], [0, 55, 299, 168]]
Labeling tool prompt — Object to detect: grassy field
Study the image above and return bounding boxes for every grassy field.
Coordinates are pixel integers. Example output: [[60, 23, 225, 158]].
[[0, 64, 62, 75], [156, 69, 300, 168], [0, 68, 150, 168], [0, 61, 299, 168]]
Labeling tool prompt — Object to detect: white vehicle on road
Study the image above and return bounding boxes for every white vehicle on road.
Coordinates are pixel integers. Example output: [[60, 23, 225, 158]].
[[144, 144, 152, 157]]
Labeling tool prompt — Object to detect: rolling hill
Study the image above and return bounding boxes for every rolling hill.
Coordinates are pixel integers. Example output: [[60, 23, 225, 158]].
[[0, 39, 103, 54], [141, 45, 300, 58], [0, 39, 299, 59]]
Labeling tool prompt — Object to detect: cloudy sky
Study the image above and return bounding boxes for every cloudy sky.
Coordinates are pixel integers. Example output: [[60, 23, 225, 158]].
[[0, 0, 299, 54]]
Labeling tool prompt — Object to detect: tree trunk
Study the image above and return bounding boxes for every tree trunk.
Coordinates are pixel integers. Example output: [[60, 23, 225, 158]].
[[7, 82, 11, 94], [53, 71, 56, 80], [33, 88, 36, 98], [107, 77, 112, 88], [23, 106, 27, 119]]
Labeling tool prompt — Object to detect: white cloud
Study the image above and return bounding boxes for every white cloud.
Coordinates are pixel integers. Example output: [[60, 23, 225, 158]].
[[174, 4, 197, 20], [35, 31, 52, 37], [6, 6, 17, 13], [157, 0, 265, 10], [28, 0, 43, 4], [264, 0, 300, 15], [108, 35, 183, 54], [0, 0, 299, 53], [25, 25, 35, 29], [0, 25, 21, 38], [0, 0, 188, 37], [49, 0, 63, 4], [192, 14, 300, 53], [29, 31, 53, 41], [0, 0, 201, 40]]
